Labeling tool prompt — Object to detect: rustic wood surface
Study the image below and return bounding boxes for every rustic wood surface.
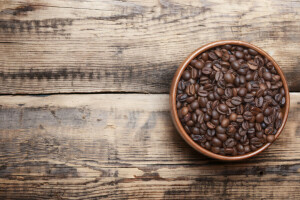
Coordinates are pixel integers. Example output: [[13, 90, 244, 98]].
[[0, 93, 299, 199], [0, 0, 300, 94], [1, 0, 300, 199]]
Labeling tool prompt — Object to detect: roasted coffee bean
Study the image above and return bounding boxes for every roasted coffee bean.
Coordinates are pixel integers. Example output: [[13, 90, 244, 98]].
[[236, 115, 244, 123], [207, 122, 216, 129], [217, 133, 227, 142], [182, 71, 191, 80], [212, 137, 222, 147], [224, 138, 235, 148], [229, 113, 237, 121], [265, 126, 274, 135], [181, 107, 189, 116], [267, 134, 275, 143], [177, 45, 286, 156], [221, 118, 230, 128], [216, 125, 226, 134], [217, 104, 228, 114], [243, 111, 253, 121], [224, 72, 235, 83]]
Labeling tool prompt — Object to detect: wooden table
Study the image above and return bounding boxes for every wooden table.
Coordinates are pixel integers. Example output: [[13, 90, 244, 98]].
[[1, 0, 300, 199]]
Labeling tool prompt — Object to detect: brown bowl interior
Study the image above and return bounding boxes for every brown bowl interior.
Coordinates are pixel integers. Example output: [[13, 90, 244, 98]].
[[170, 40, 290, 161]]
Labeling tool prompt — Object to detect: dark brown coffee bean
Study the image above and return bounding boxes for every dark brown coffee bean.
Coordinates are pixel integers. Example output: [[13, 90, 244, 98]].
[[264, 107, 273, 116], [235, 51, 244, 59], [203, 113, 211, 122], [263, 72, 272, 81], [208, 52, 218, 60], [217, 104, 228, 114], [248, 60, 258, 70], [197, 89, 208, 97], [181, 107, 189, 116], [256, 113, 264, 123], [216, 125, 226, 134], [265, 126, 274, 135], [212, 137, 222, 147], [242, 121, 249, 130], [238, 87, 247, 97], [225, 148, 234, 155], [248, 49, 258, 56], [236, 115, 244, 123], [202, 67, 212, 75], [243, 111, 253, 121], [221, 118, 230, 128], [207, 122, 216, 129], [217, 133, 227, 142], [207, 129, 216, 137], [211, 146, 220, 154], [224, 138, 235, 148], [244, 93, 254, 103], [266, 134, 275, 143], [224, 72, 235, 83], [182, 71, 191, 80], [190, 100, 199, 110], [237, 143, 245, 153], [211, 109, 219, 120], [231, 96, 242, 106], [231, 60, 239, 70], [194, 60, 205, 69], [250, 137, 263, 147], [199, 97, 208, 107], [229, 113, 237, 121]]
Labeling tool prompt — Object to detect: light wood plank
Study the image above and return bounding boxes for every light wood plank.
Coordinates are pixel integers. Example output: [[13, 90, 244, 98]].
[[0, 0, 300, 94], [0, 93, 299, 199]]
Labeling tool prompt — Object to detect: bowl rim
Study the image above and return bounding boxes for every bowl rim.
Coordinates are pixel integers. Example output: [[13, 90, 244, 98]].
[[170, 40, 290, 161]]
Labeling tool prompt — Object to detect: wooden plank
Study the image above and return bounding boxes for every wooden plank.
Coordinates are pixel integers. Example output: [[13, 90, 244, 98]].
[[0, 0, 300, 94], [0, 93, 299, 199]]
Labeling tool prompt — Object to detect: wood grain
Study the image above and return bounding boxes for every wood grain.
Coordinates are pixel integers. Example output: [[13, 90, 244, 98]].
[[1, 0, 300, 94], [0, 93, 299, 199]]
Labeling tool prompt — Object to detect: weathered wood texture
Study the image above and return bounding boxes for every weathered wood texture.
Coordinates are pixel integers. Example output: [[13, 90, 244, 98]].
[[0, 93, 299, 199], [1, 0, 300, 94]]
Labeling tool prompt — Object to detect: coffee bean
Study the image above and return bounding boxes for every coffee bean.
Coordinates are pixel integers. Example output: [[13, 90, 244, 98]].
[[207, 122, 216, 129], [181, 107, 189, 116], [197, 89, 208, 97], [263, 72, 272, 81], [224, 72, 235, 83], [194, 60, 205, 69], [224, 138, 235, 148], [231, 61, 240, 70], [236, 115, 244, 123], [217, 133, 227, 142], [244, 93, 254, 103], [265, 126, 274, 135], [229, 113, 237, 121], [190, 100, 199, 110], [256, 113, 264, 123], [182, 71, 191, 80], [264, 107, 273, 116], [211, 146, 220, 154], [212, 137, 222, 147], [216, 125, 226, 134], [217, 104, 228, 114], [248, 60, 258, 70], [231, 96, 242, 106], [202, 67, 212, 75], [266, 135, 275, 143], [208, 52, 218, 60], [235, 51, 244, 59], [221, 118, 230, 128], [238, 87, 247, 97]]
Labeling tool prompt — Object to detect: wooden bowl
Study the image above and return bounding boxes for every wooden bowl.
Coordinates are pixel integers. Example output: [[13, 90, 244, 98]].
[[170, 40, 290, 161]]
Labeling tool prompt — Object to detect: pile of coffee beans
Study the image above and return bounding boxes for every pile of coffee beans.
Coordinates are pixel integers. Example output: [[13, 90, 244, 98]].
[[176, 45, 286, 156]]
